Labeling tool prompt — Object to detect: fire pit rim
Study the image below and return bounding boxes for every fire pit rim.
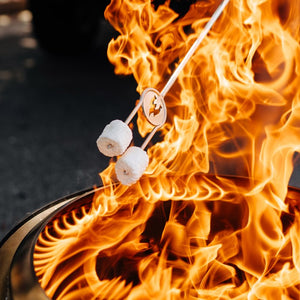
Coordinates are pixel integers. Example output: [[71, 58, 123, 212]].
[[3, 175, 300, 300]]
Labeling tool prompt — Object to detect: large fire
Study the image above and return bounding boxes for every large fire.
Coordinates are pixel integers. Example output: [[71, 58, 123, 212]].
[[34, 0, 300, 299]]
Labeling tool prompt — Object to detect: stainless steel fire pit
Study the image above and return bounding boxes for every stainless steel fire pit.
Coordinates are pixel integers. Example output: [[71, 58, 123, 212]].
[[0, 187, 99, 300], [0, 176, 299, 300]]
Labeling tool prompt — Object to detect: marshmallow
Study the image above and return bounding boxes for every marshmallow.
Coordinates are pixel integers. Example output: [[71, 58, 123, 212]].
[[96, 120, 132, 157], [115, 146, 149, 185]]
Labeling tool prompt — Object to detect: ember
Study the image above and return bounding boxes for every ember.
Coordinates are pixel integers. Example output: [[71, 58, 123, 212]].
[[34, 0, 300, 299]]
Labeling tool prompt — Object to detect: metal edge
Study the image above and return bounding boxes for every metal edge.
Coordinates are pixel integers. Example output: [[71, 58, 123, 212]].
[[0, 186, 100, 300]]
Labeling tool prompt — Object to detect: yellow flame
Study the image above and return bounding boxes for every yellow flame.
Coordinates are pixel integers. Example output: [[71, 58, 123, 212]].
[[34, 0, 300, 298]]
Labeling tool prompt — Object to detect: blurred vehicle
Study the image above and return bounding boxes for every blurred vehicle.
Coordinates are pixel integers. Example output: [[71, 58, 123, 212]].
[[28, 0, 109, 55], [27, 0, 194, 55], [0, 0, 26, 14]]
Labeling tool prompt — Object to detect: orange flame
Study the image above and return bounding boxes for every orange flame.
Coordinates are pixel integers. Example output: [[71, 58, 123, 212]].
[[34, 0, 300, 298]]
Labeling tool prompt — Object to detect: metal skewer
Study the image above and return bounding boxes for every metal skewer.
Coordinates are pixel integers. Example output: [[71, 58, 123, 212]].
[[125, 0, 230, 150], [160, 0, 230, 98], [97, 0, 230, 185]]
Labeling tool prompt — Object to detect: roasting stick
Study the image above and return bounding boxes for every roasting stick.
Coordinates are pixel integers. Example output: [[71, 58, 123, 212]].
[[97, 0, 230, 185], [160, 0, 230, 98]]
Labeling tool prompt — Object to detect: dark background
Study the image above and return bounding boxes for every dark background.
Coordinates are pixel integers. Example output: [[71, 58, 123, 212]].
[[0, 2, 299, 241], [0, 5, 138, 240]]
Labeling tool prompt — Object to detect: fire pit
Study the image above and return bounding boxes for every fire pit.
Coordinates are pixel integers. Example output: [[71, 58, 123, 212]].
[[0, 175, 299, 299], [1, 0, 300, 299], [0, 188, 96, 300]]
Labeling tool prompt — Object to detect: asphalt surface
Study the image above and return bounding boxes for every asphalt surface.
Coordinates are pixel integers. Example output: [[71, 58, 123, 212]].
[[0, 12, 138, 240]]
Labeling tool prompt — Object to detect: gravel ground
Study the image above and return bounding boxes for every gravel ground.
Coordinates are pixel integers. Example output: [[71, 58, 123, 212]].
[[0, 12, 138, 240]]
